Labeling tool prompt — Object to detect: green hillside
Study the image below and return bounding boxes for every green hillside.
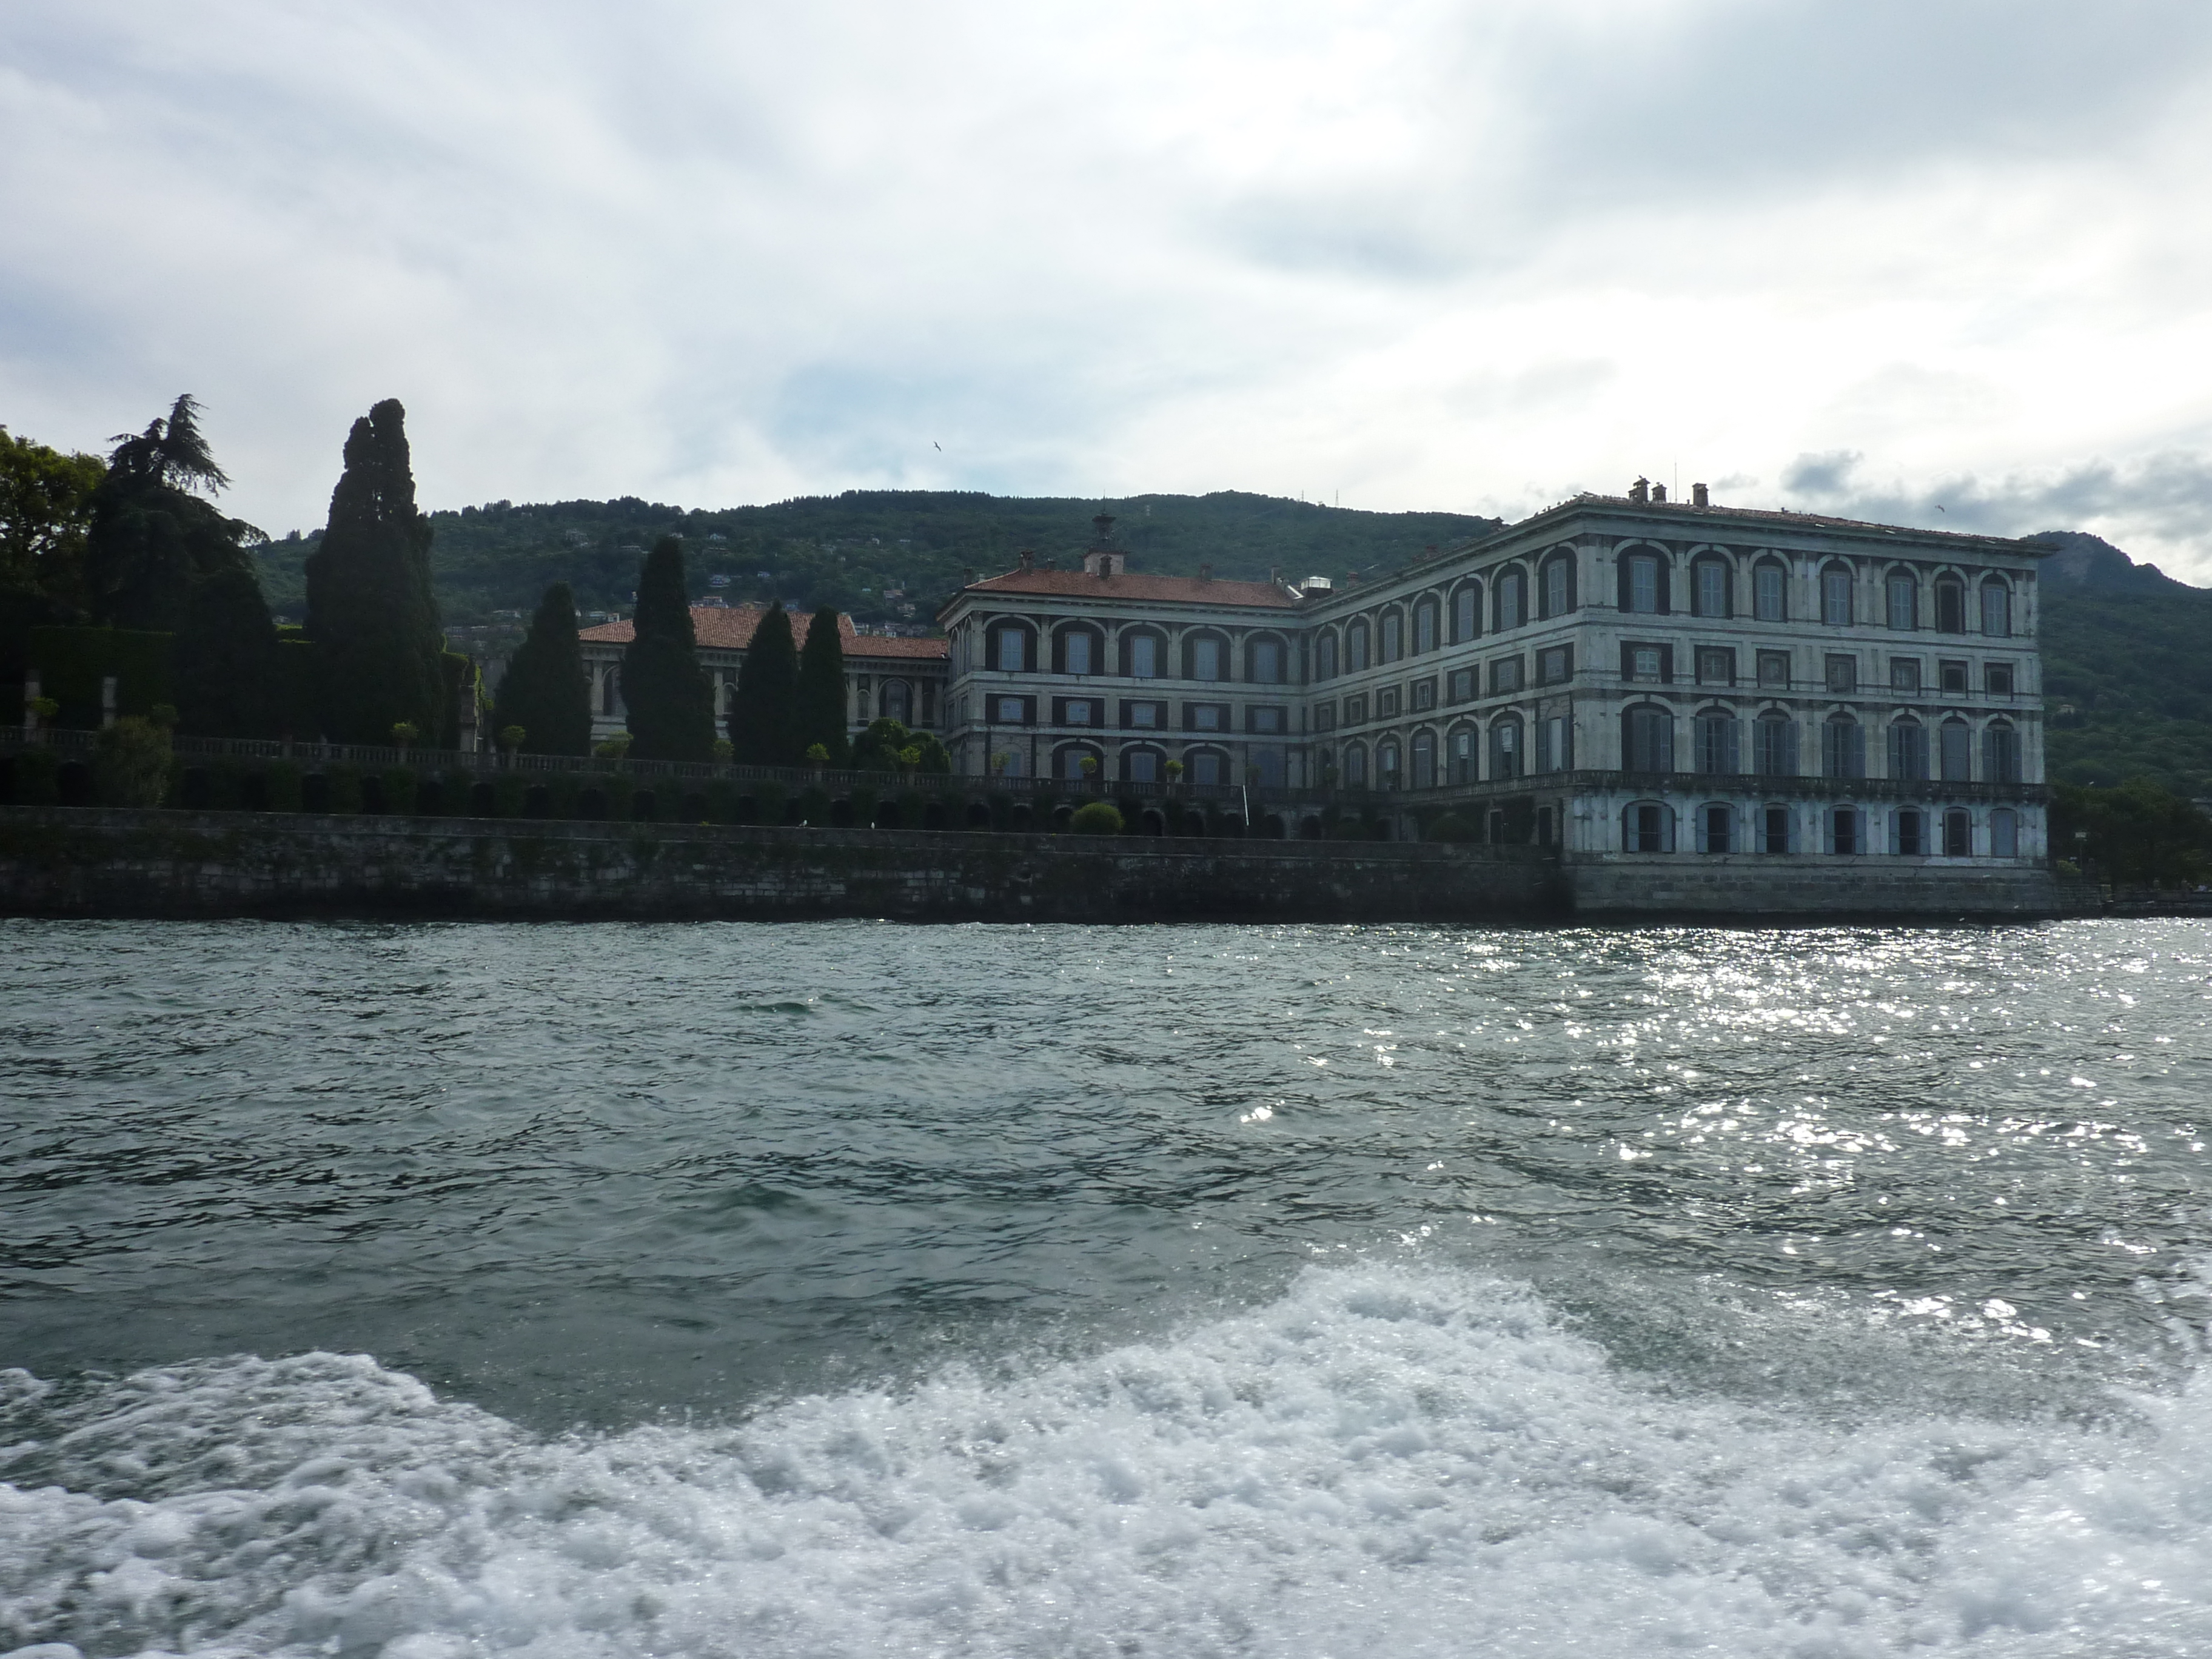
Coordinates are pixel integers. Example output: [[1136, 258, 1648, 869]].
[[253, 489, 1500, 632]]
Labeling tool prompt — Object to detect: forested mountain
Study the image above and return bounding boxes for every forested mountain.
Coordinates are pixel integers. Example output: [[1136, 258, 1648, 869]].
[[2034, 532, 2212, 796], [252, 490, 1499, 632]]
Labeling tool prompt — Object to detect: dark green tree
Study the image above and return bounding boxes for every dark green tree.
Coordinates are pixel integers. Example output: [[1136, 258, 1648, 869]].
[[84, 395, 266, 634], [851, 717, 910, 770], [173, 565, 282, 736], [794, 605, 850, 765], [491, 581, 592, 755], [0, 426, 106, 609], [304, 400, 445, 742], [728, 601, 799, 763], [621, 537, 715, 761]]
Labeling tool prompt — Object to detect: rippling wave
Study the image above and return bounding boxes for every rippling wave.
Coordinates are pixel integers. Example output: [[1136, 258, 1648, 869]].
[[4, 918, 2211, 1653]]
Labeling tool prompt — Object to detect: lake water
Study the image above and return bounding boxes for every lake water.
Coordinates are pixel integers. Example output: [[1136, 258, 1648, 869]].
[[5, 917, 2212, 1657]]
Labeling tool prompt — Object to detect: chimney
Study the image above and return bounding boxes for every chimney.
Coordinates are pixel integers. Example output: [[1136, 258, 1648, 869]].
[[962, 567, 975, 587], [1269, 566, 1280, 586], [1199, 563, 1212, 582], [1017, 549, 1034, 574], [1652, 483, 1667, 503], [1629, 477, 1650, 503], [1692, 482, 1710, 508]]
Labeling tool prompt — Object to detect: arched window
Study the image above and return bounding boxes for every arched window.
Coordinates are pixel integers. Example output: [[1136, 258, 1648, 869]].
[[1991, 807, 2019, 857], [1692, 555, 1731, 619], [1056, 625, 1102, 676], [1980, 579, 2012, 637], [1054, 742, 1102, 781], [1886, 569, 1919, 631], [1540, 551, 1575, 619], [1754, 558, 1788, 622], [1186, 631, 1228, 682], [1450, 725, 1477, 784], [1248, 634, 1285, 684], [1623, 800, 1674, 853], [1821, 562, 1854, 626], [1346, 742, 1369, 786], [1983, 720, 2020, 783], [1826, 806, 1863, 855], [1186, 747, 1229, 787], [1379, 611, 1404, 663], [1940, 717, 1971, 781], [1377, 739, 1402, 788], [1453, 581, 1483, 643], [1888, 716, 1927, 780], [1822, 714, 1865, 779], [1943, 808, 1972, 857], [1495, 568, 1527, 631], [882, 680, 913, 724], [1411, 730, 1436, 789], [992, 622, 1032, 672], [1623, 704, 1674, 772], [1754, 711, 1797, 776], [1347, 619, 1372, 672], [1936, 576, 1966, 633], [1489, 716, 1523, 780], [1121, 745, 1162, 783], [1316, 630, 1339, 680], [1892, 808, 1928, 856], [1619, 548, 1668, 615], [1697, 803, 1734, 854], [1536, 712, 1570, 772], [1122, 629, 1164, 679], [1695, 709, 1739, 774], [1414, 600, 1438, 655]]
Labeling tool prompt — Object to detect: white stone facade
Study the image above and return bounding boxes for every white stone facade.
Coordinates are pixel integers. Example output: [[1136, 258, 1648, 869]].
[[939, 493, 2049, 866]]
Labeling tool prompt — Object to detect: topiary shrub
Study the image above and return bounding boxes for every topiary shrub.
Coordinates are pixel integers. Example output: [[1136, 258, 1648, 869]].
[[1070, 801, 1124, 836]]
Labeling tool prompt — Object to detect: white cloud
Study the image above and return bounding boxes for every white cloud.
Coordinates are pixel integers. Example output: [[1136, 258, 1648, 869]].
[[3, 0, 2212, 578]]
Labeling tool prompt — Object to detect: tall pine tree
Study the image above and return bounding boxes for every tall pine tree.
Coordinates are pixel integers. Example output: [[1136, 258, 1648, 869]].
[[727, 601, 798, 763], [621, 537, 715, 761], [85, 395, 267, 634], [491, 581, 592, 754], [304, 400, 444, 742], [794, 604, 850, 765]]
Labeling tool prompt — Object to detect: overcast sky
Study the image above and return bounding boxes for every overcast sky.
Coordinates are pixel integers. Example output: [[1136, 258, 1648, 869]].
[[7, 2, 2212, 576]]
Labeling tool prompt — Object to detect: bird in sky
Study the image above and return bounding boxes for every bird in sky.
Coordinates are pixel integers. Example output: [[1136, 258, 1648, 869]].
[[933, 441, 941, 451]]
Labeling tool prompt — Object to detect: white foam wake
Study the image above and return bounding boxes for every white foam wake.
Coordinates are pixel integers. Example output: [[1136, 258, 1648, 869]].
[[5, 1266, 2211, 1658]]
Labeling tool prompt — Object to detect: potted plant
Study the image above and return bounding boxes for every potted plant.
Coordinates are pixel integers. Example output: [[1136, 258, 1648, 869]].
[[498, 724, 526, 762], [805, 742, 831, 769], [896, 744, 923, 775], [391, 720, 420, 757], [712, 738, 733, 763], [594, 732, 633, 760], [1079, 754, 1100, 783], [1164, 758, 1184, 791], [25, 695, 59, 739]]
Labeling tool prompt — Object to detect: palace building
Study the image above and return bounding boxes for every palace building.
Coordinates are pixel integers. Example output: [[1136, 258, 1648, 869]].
[[937, 489, 2048, 866]]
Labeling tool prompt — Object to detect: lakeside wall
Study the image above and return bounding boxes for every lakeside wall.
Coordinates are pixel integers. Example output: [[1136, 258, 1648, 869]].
[[0, 806, 1562, 923], [0, 808, 2074, 923]]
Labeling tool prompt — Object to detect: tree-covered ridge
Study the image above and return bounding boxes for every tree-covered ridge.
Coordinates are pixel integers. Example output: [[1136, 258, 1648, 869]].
[[254, 489, 1503, 629]]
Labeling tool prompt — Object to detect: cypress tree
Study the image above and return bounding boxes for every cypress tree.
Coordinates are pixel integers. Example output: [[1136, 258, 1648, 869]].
[[303, 400, 444, 742], [491, 581, 592, 755], [620, 537, 716, 761], [794, 604, 850, 765], [727, 601, 799, 764]]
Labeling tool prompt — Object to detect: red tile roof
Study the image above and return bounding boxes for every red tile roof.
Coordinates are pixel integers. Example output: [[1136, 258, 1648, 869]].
[[965, 568, 1299, 608], [579, 605, 947, 661]]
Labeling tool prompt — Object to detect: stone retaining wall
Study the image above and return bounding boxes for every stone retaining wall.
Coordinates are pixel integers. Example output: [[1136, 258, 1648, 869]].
[[1567, 853, 2058, 919], [0, 806, 1563, 924]]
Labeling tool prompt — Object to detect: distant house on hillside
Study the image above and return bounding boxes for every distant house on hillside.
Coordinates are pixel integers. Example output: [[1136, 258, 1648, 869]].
[[577, 605, 949, 743]]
